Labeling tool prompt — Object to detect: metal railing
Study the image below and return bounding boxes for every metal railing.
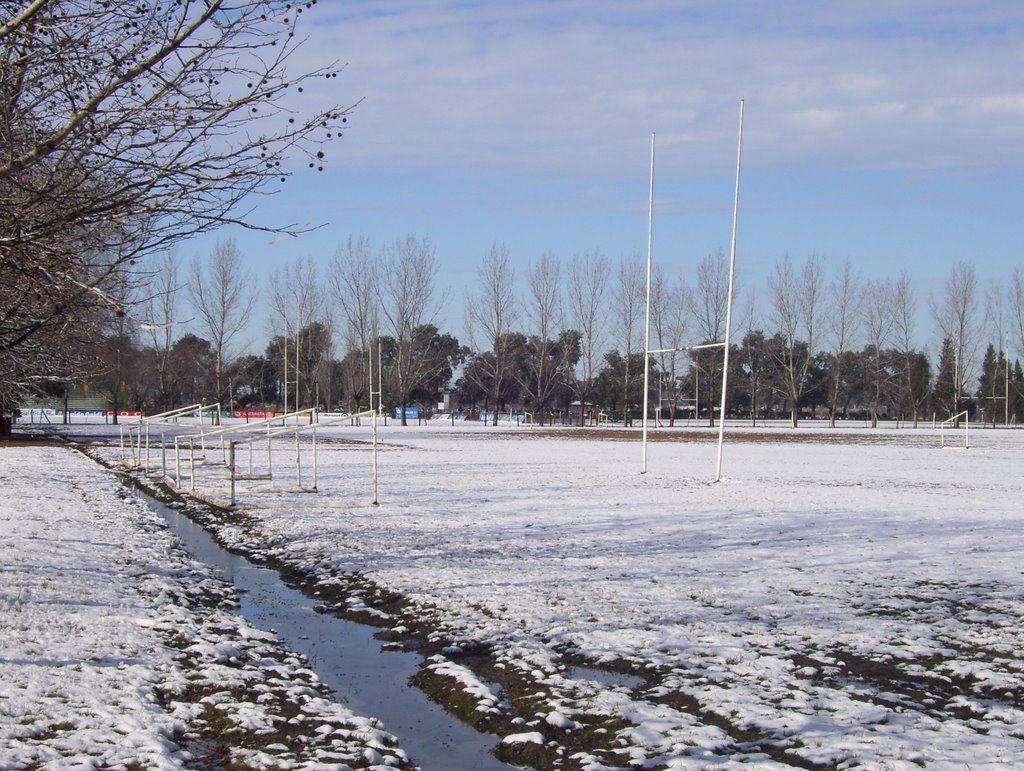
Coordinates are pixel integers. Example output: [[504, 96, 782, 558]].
[[119, 402, 221, 474], [171, 408, 378, 506]]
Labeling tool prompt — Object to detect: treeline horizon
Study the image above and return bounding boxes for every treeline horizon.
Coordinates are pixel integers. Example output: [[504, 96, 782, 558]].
[[32, 235, 1024, 428]]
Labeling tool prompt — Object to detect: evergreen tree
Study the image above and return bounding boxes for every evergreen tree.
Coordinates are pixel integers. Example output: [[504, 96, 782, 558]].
[[976, 344, 1006, 425], [932, 337, 958, 418], [898, 350, 932, 425]]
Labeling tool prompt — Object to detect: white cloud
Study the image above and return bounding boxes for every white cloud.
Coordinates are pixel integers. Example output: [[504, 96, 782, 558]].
[[292, 1, 1024, 178]]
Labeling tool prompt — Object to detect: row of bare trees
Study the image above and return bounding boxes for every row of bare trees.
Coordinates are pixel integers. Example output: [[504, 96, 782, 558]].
[[61, 233, 1023, 431], [75, 234, 455, 426], [1, 0, 352, 431], [13, 198, 1021, 429], [451, 247, 1016, 427]]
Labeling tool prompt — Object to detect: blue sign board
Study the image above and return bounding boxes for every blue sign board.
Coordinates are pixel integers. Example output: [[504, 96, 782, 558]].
[[394, 406, 420, 420]]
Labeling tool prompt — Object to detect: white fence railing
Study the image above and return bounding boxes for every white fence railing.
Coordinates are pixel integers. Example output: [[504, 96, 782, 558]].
[[167, 408, 378, 507], [119, 402, 221, 472]]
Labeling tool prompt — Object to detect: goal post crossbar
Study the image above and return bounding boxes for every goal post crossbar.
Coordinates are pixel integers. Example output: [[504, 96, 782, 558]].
[[648, 342, 726, 355]]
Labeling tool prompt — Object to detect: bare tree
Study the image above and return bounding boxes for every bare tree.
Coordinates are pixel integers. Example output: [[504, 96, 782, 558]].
[[1, 0, 353, 414], [985, 278, 1006, 347], [520, 252, 567, 426], [96, 274, 140, 425], [930, 261, 980, 417], [862, 278, 896, 427], [735, 288, 767, 426], [378, 235, 446, 424], [691, 249, 731, 344], [825, 258, 862, 426], [268, 255, 325, 412], [1011, 268, 1024, 361], [0, 242, 127, 419], [465, 244, 519, 425], [141, 248, 184, 412], [768, 253, 825, 427], [612, 253, 645, 425], [690, 249, 731, 426], [983, 278, 1010, 425], [891, 271, 928, 426], [566, 250, 609, 426], [188, 240, 255, 410], [328, 236, 379, 411], [649, 266, 691, 425], [329, 236, 379, 354]]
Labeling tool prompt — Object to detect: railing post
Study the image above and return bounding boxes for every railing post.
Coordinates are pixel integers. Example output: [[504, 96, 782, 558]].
[[267, 426, 273, 484], [229, 441, 236, 506]]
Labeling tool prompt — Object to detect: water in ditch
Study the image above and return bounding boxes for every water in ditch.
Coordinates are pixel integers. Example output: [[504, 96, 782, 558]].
[[150, 495, 516, 771]]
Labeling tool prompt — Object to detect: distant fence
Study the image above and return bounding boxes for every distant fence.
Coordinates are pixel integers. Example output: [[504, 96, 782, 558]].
[[20, 408, 144, 423]]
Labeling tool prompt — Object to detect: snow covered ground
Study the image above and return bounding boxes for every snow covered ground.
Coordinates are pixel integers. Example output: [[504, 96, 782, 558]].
[[0, 443, 409, 769], [8, 419, 1024, 769]]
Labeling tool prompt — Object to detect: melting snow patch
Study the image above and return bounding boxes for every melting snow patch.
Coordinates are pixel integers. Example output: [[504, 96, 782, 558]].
[[501, 731, 545, 745], [545, 711, 581, 730], [424, 654, 505, 714]]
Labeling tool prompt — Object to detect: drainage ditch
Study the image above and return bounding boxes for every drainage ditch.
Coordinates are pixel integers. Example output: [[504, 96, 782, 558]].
[[146, 492, 517, 771]]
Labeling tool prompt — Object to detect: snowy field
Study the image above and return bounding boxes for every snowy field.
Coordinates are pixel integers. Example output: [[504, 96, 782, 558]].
[[0, 443, 409, 769], [6, 419, 1024, 769]]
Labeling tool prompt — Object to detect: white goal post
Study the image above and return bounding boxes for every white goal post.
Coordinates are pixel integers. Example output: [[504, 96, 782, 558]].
[[940, 410, 970, 449], [640, 100, 744, 481]]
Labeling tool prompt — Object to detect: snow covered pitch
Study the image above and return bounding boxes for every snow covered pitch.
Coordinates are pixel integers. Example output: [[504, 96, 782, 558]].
[[8, 421, 1024, 768]]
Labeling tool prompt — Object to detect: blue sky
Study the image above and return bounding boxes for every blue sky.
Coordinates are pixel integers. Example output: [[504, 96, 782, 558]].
[[189, 0, 1024, 347]]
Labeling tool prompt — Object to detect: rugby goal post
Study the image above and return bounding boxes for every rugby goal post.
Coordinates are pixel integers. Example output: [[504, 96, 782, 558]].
[[640, 99, 744, 482]]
